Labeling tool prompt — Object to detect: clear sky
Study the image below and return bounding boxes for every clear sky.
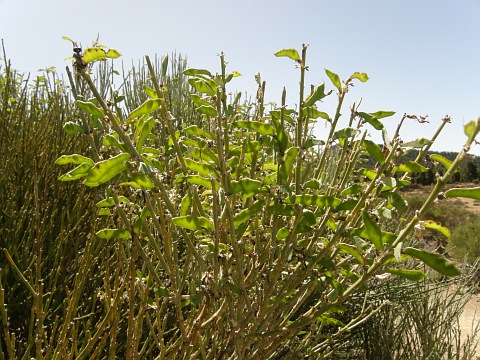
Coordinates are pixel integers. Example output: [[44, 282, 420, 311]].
[[1, 0, 479, 155]]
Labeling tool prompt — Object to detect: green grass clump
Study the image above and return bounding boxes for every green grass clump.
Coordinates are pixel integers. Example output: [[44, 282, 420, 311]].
[[344, 266, 480, 359]]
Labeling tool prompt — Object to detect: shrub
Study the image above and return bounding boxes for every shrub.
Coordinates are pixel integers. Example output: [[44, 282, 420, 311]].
[[448, 221, 480, 264], [2, 40, 480, 358]]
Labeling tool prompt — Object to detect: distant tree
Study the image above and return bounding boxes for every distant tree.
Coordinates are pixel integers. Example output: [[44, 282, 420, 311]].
[[460, 157, 479, 182]]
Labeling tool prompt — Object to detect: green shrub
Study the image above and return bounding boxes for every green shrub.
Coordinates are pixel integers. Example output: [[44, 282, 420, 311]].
[[2, 41, 480, 358], [448, 221, 480, 263]]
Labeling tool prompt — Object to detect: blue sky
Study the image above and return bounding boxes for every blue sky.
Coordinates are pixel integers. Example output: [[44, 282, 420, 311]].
[[1, 0, 479, 154]]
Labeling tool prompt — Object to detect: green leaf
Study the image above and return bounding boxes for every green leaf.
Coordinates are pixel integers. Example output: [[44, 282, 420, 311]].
[[134, 116, 155, 152], [371, 111, 395, 119], [229, 178, 262, 195], [268, 204, 295, 216], [377, 207, 395, 219], [445, 187, 480, 200], [333, 127, 356, 140], [304, 179, 321, 189], [464, 120, 479, 142], [190, 94, 211, 107], [274, 48, 301, 61], [277, 227, 290, 240], [295, 224, 313, 234], [175, 175, 218, 190], [362, 210, 382, 251], [363, 140, 385, 164], [335, 199, 358, 211], [155, 287, 170, 297], [82, 47, 121, 63], [385, 269, 425, 281], [63, 121, 85, 135], [300, 210, 316, 226], [357, 112, 384, 130], [103, 134, 122, 149], [62, 35, 75, 43], [293, 195, 341, 208], [270, 114, 290, 153], [381, 177, 396, 190], [341, 184, 363, 196], [82, 48, 108, 63], [403, 247, 461, 277], [424, 220, 451, 238], [76, 100, 105, 118], [303, 106, 330, 120], [304, 84, 330, 107], [384, 192, 408, 212], [402, 138, 433, 149], [188, 78, 216, 96], [304, 138, 325, 149], [278, 147, 298, 184], [58, 162, 93, 181], [325, 69, 341, 90], [172, 216, 213, 231], [233, 200, 265, 227], [232, 121, 275, 136], [143, 85, 158, 98], [224, 71, 241, 83], [161, 54, 169, 77], [325, 274, 343, 296], [121, 173, 155, 190], [184, 125, 214, 140], [96, 196, 130, 207], [180, 193, 192, 216], [129, 99, 163, 119], [430, 154, 455, 171], [357, 168, 377, 181], [133, 213, 148, 234], [96, 228, 130, 239], [84, 153, 131, 187], [184, 158, 218, 177], [350, 228, 396, 245], [105, 48, 122, 59], [337, 243, 365, 265], [183, 68, 213, 77], [350, 72, 369, 82], [98, 208, 111, 216], [393, 161, 427, 173], [230, 141, 261, 156], [56, 154, 94, 166], [196, 105, 217, 116]]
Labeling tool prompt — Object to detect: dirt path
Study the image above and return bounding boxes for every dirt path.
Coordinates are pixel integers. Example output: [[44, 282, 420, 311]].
[[454, 197, 480, 215], [458, 291, 480, 358]]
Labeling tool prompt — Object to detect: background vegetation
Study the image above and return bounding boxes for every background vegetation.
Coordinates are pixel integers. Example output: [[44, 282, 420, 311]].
[[1, 42, 479, 359], [399, 150, 480, 185]]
